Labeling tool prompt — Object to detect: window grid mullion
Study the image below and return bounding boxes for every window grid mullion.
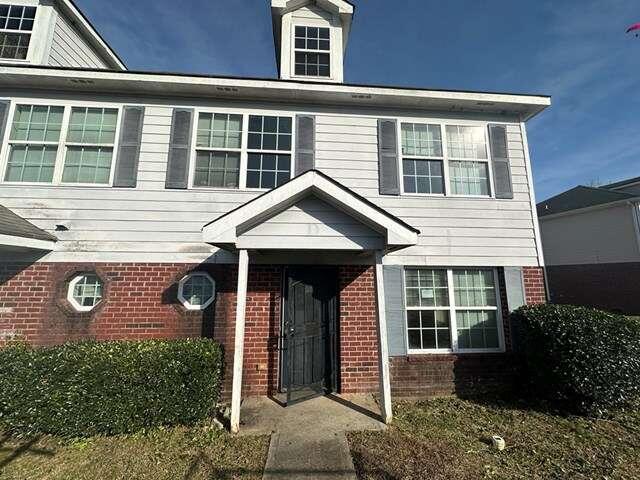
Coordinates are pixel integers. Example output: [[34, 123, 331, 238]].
[[52, 106, 70, 184]]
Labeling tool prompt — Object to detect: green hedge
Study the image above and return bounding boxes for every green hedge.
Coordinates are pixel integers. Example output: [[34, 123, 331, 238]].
[[0, 339, 223, 437], [513, 304, 640, 415]]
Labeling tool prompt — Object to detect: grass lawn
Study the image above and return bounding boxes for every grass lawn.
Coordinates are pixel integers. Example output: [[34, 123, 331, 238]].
[[348, 397, 640, 480], [0, 426, 269, 480]]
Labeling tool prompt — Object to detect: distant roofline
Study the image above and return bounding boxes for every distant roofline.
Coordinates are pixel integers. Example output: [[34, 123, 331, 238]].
[[537, 185, 639, 219], [601, 175, 640, 190]]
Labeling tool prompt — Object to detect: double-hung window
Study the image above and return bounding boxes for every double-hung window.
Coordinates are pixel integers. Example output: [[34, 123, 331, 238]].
[[246, 115, 292, 189], [294, 26, 330, 78], [194, 113, 242, 188], [446, 125, 491, 196], [62, 107, 118, 184], [400, 123, 444, 194], [0, 4, 36, 60], [2, 103, 121, 185], [404, 268, 502, 353], [5, 104, 63, 182]]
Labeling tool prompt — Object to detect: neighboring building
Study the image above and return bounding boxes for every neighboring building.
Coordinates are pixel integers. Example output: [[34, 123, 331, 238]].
[[0, 0, 549, 431], [538, 178, 640, 314]]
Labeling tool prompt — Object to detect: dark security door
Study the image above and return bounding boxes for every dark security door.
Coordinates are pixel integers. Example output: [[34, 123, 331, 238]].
[[282, 267, 338, 405]]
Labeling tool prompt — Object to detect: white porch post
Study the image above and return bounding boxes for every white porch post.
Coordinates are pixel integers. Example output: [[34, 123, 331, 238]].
[[230, 249, 249, 433], [374, 250, 393, 424]]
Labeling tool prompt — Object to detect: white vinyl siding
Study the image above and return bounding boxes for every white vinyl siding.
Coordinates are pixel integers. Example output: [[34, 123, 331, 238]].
[[0, 94, 540, 266], [47, 8, 110, 69]]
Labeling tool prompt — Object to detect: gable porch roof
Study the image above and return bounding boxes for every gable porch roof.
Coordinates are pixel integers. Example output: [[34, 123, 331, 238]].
[[202, 170, 419, 252]]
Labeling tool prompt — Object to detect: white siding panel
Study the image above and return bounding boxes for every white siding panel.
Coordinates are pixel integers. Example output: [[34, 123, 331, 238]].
[[47, 10, 110, 69], [0, 98, 539, 265]]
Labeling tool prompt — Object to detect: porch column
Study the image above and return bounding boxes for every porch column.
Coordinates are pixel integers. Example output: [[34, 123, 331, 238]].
[[374, 250, 393, 423], [230, 249, 249, 433]]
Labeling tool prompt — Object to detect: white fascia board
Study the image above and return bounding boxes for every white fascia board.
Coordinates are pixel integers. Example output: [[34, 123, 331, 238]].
[[272, 0, 353, 14], [0, 234, 56, 251], [0, 67, 550, 120], [56, 0, 126, 70], [202, 171, 418, 248]]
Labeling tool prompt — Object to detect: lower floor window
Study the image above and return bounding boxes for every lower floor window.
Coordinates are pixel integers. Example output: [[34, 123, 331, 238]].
[[68, 274, 103, 312], [178, 272, 216, 310], [405, 267, 502, 352]]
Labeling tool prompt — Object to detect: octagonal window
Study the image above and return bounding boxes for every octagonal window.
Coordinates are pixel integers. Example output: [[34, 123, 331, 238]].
[[68, 274, 103, 312], [178, 272, 215, 310]]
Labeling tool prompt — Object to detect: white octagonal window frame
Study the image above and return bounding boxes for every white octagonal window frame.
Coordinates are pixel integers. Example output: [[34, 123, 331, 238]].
[[178, 272, 216, 311], [67, 273, 104, 312]]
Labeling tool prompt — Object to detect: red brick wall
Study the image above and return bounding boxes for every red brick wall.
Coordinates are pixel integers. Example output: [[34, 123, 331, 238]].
[[546, 263, 640, 314], [338, 265, 379, 394], [0, 261, 381, 399], [523, 266, 546, 305]]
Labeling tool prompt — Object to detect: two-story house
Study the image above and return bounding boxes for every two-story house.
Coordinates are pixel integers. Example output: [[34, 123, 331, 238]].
[[0, 0, 550, 432]]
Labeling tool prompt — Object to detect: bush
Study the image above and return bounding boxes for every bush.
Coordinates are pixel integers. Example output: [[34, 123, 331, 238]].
[[0, 339, 223, 437], [513, 304, 640, 415]]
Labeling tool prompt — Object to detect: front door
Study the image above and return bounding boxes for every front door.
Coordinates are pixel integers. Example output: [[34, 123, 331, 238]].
[[282, 266, 338, 405]]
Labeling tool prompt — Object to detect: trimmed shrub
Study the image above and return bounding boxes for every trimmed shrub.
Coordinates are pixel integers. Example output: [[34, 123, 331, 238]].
[[0, 339, 223, 437], [513, 304, 640, 415]]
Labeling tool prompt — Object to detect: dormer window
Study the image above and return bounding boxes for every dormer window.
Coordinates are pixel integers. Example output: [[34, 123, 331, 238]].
[[0, 4, 36, 60], [294, 26, 330, 78]]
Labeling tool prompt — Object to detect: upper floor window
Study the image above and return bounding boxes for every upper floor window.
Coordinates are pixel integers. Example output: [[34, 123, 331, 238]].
[[400, 122, 492, 197], [0, 4, 36, 60], [6, 104, 63, 182], [294, 26, 330, 78], [446, 125, 490, 196], [2, 103, 121, 185], [62, 107, 118, 184], [247, 115, 292, 189], [194, 113, 242, 188], [401, 123, 444, 194]]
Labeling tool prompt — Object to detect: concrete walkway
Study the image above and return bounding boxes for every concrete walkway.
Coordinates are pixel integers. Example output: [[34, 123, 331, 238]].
[[239, 394, 385, 480]]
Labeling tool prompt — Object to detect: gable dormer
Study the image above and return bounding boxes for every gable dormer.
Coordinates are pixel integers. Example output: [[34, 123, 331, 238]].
[[0, 0, 124, 69], [271, 0, 354, 83]]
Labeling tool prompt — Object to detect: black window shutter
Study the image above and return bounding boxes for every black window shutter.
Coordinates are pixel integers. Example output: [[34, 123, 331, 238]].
[[489, 124, 514, 199], [113, 106, 145, 188], [0, 100, 10, 146], [295, 115, 315, 175], [378, 119, 400, 195], [165, 108, 194, 189]]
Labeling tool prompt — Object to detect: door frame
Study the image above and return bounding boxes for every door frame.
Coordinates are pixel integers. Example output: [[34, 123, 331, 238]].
[[278, 265, 340, 396]]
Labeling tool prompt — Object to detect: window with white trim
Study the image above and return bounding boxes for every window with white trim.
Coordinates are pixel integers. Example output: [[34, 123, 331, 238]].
[[2, 104, 121, 186], [246, 115, 292, 189], [5, 104, 63, 182], [399, 122, 493, 197], [401, 123, 444, 194], [194, 113, 242, 188], [178, 272, 216, 310], [446, 125, 490, 196], [404, 268, 502, 352], [68, 274, 103, 312], [0, 4, 36, 60], [294, 26, 330, 78], [62, 107, 118, 184]]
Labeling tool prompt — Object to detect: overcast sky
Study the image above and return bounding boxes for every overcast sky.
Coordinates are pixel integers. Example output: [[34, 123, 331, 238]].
[[77, 0, 640, 200]]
